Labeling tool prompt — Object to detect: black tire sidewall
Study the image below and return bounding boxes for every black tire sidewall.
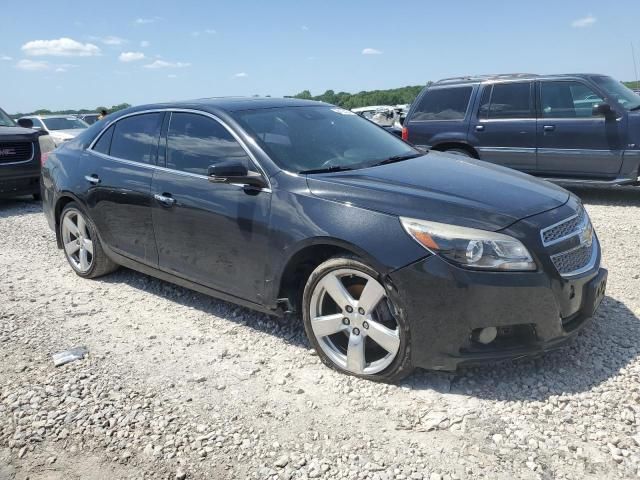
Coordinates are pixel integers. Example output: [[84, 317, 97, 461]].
[[302, 256, 413, 383]]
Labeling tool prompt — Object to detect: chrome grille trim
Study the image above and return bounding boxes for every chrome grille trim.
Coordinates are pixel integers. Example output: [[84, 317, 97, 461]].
[[550, 239, 599, 278], [540, 206, 587, 247]]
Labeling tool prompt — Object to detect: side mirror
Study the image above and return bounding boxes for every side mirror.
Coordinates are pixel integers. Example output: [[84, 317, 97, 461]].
[[592, 103, 614, 117], [208, 161, 267, 189], [18, 118, 34, 129]]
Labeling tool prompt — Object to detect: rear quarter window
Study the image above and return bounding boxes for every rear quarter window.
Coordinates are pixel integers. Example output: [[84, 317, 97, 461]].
[[411, 87, 473, 121], [109, 113, 163, 164]]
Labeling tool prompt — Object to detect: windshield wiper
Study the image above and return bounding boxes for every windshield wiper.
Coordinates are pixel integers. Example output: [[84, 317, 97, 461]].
[[299, 165, 354, 174], [374, 152, 423, 166]]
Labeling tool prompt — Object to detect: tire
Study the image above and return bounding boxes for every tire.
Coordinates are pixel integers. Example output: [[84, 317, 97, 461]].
[[302, 255, 413, 382], [59, 202, 118, 279], [444, 148, 474, 158]]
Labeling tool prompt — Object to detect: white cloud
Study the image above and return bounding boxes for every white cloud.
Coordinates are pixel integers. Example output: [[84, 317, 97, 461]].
[[16, 59, 49, 71], [119, 51, 146, 62], [362, 48, 383, 55], [192, 29, 216, 37], [22, 37, 101, 57], [143, 60, 191, 69], [571, 15, 596, 28], [135, 17, 161, 25], [1, 55, 12, 61], [233, 72, 248, 78], [101, 36, 127, 45], [140, 40, 150, 48]]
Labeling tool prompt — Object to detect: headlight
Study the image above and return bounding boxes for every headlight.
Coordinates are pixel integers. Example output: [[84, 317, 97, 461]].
[[400, 217, 536, 271]]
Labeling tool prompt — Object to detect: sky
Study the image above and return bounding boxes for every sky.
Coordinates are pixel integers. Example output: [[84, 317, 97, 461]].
[[1, 0, 639, 113]]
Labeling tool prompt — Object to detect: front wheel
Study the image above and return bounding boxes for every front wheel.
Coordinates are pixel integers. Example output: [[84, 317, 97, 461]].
[[60, 202, 118, 278], [302, 256, 413, 382]]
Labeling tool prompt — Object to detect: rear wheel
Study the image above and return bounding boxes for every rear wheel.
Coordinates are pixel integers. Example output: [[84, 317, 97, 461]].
[[60, 203, 118, 278], [302, 256, 413, 382]]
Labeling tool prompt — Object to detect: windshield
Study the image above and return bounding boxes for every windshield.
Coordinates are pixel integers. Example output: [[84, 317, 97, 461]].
[[0, 108, 15, 127], [233, 106, 418, 173], [42, 117, 89, 131], [591, 76, 640, 110]]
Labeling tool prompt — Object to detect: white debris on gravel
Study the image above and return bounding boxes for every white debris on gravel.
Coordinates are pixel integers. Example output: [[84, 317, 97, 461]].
[[1, 187, 640, 479]]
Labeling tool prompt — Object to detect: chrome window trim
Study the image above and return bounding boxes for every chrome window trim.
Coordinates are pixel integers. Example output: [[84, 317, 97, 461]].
[[87, 107, 272, 191], [540, 208, 589, 247], [0, 142, 34, 166]]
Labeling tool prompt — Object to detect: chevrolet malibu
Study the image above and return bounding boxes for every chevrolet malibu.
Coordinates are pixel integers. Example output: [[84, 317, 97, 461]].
[[41, 98, 607, 382]]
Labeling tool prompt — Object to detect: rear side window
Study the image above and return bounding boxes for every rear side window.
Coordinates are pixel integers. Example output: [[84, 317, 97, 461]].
[[411, 87, 472, 121], [110, 113, 163, 164], [92, 125, 114, 155], [479, 83, 533, 119], [166, 112, 251, 175]]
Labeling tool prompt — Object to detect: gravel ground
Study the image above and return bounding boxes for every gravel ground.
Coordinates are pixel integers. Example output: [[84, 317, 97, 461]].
[[1, 187, 639, 480]]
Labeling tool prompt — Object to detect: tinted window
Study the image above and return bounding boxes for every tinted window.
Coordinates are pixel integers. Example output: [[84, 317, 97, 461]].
[[110, 113, 163, 164], [166, 113, 251, 175], [93, 125, 114, 155], [42, 117, 88, 130], [478, 86, 491, 119], [591, 75, 640, 110], [412, 87, 472, 121], [233, 106, 417, 173], [486, 83, 532, 119], [540, 81, 604, 118]]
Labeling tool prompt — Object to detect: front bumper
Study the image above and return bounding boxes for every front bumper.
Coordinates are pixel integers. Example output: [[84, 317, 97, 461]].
[[389, 246, 606, 372], [0, 175, 41, 198]]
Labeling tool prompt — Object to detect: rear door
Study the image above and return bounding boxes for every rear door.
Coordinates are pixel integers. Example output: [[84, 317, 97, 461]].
[[469, 81, 537, 172], [406, 85, 474, 149], [151, 111, 272, 303], [536, 79, 625, 177], [85, 112, 163, 266]]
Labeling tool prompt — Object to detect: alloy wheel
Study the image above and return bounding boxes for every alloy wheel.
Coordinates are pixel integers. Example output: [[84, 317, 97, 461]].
[[61, 209, 94, 273], [309, 268, 401, 375]]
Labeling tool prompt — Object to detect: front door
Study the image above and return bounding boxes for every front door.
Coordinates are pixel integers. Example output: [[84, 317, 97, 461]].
[[151, 112, 272, 303], [536, 80, 625, 177], [85, 112, 164, 266], [471, 81, 537, 172]]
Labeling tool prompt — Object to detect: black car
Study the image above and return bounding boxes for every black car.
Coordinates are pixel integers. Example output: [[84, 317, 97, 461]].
[[0, 107, 55, 199], [41, 98, 607, 381], [403, 73, 640, 187]]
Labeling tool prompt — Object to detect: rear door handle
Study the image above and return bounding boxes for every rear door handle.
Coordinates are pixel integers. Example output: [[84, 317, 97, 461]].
[[154, 193, 176, 207], [475, 125, 485, 132], [84, 174, 100, 184], [543, 125, 556, 132]]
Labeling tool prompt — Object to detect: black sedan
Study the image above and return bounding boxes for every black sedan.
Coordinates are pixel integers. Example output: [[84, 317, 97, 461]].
[[41, 98, 606, 381]]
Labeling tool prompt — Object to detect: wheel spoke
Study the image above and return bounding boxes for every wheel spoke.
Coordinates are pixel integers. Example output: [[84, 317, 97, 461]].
[[76, 215, 87, 237], [346, 332, 366, 373], [311, 313, 346, 337], [366, 320, 400, 355], [83, 238, 94, 255], [64, 240, 80, 255], [319, 273, 354, 309], [79, 248, 90, 271], [63, 217, 79, 236], [358, 279, 386, 314]]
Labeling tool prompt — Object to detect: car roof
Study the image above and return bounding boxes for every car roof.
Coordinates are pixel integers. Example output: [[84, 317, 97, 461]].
[[21, 114, 81, 119], [433, 73, 606, 86], [122, 97, 328, 115]]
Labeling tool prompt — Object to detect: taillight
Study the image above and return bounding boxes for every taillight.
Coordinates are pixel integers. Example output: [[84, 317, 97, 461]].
[[401, 127, 408, 141], [40, 152, 50, 166], [37, 134, 55, 167]]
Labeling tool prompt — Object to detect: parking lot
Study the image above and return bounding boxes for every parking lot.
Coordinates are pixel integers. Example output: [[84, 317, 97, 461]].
[[1, 186, 639, 480]]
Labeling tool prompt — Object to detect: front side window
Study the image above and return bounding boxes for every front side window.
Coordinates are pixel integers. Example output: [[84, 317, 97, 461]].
[[233, 106, 418, 173], [540, 81, 604, 118], [479, 83, 533, 119], [42, 117, 89, 131], [110, 113, 163, 164], [411, 87, 473, 121], [166, 113, 251, 175]]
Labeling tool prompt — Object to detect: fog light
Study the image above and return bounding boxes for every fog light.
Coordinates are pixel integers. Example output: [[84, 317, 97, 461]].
[[472, 326, 498, 345]]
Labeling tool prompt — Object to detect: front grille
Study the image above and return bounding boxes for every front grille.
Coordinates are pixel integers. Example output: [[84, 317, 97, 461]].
[[541, 207, 586, 245], [550, 242, 594, 275], [0, 142, 34, 165]]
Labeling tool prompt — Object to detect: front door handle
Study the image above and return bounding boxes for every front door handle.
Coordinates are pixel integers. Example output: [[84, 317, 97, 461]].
[[154, 193, 176, 207], [475, 125, 485, 132], [543, 125, 556, 132], [84, 174, 100, 184]]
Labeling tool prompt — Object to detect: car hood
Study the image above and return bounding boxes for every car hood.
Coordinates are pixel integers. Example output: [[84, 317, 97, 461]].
[[0, 126, 39, 139], [306, 152, 570, 231]]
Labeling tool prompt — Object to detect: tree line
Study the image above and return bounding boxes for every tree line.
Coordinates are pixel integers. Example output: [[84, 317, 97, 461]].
[[10, 103, 132, 119]]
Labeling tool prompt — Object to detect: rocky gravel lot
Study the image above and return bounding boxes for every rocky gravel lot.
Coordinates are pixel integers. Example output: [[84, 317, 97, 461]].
[[1, 187, 640, 480]]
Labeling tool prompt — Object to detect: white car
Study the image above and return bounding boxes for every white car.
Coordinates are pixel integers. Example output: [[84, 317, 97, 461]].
[[17, 115, 89, 146]]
